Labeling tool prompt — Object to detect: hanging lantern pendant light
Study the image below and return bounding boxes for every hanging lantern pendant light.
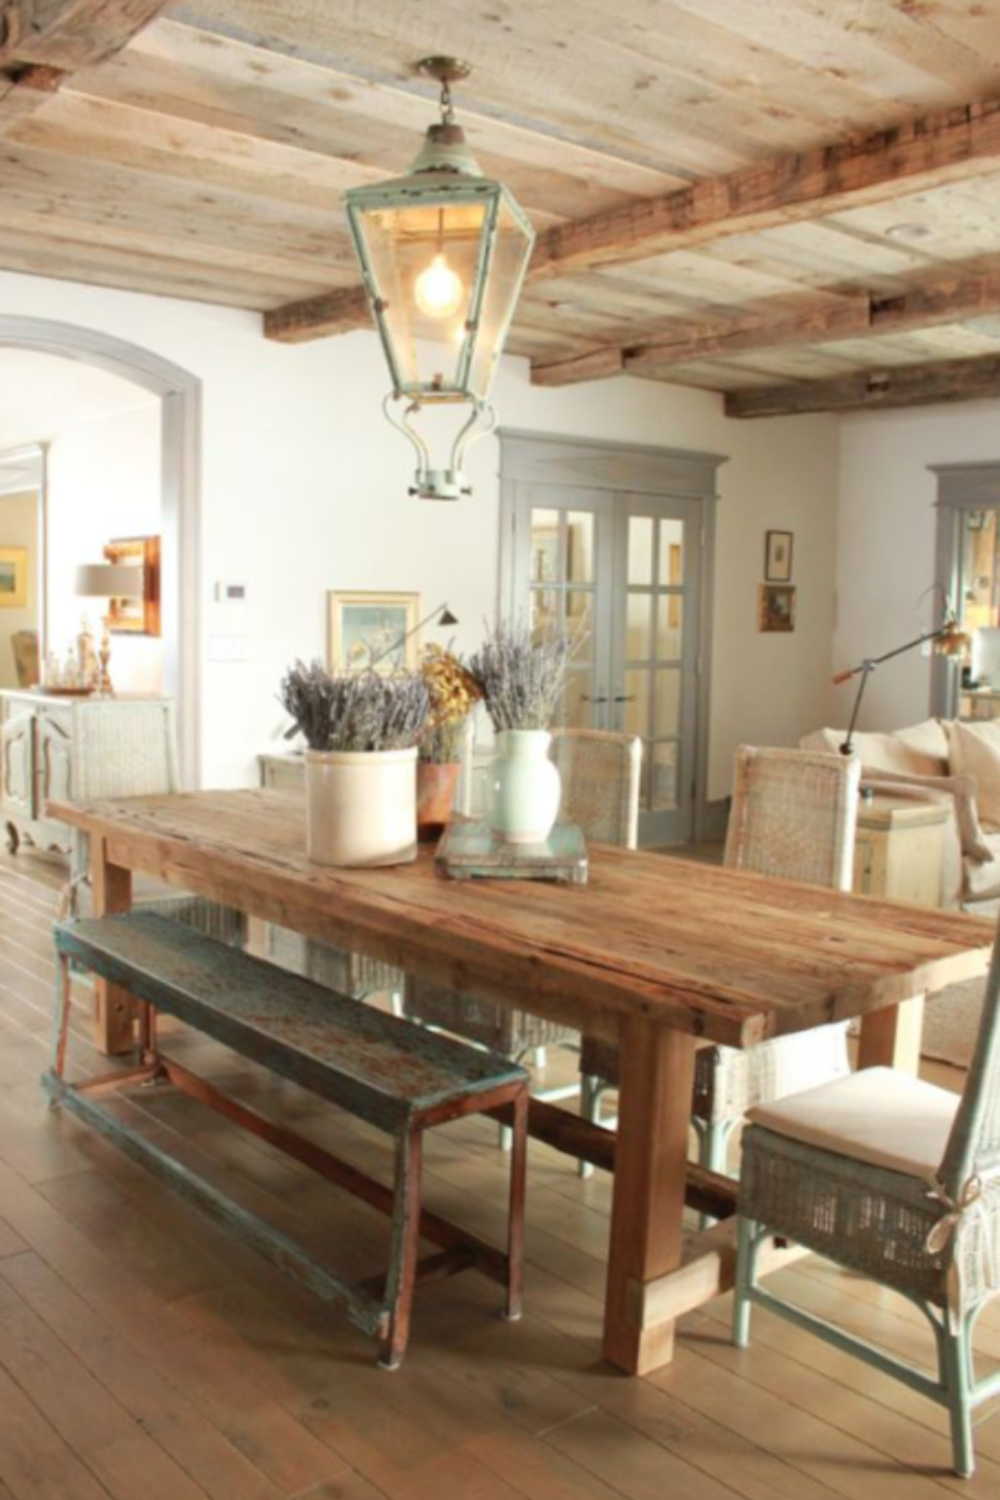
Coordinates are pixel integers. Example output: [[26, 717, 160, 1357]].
[[345, 57, 535, 500]]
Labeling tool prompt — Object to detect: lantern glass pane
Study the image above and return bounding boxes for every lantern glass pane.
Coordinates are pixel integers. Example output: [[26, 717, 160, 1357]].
[[357, 196, 488, 394], [467, 195, 534, 398]]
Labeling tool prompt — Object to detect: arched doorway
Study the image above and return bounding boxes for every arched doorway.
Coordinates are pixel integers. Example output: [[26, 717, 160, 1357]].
[[0, 317, 201, 785]]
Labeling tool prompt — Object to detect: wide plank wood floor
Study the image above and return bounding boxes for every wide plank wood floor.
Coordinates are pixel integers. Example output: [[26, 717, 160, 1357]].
[[0, 845, 998, 1499]]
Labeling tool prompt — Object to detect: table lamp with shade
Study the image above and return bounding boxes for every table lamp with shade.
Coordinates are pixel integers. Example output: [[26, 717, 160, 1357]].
[[75, 563, 143, 696]]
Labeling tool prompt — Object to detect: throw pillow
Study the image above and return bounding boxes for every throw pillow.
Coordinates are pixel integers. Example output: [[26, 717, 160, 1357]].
[[946, 721, 1000, 830]]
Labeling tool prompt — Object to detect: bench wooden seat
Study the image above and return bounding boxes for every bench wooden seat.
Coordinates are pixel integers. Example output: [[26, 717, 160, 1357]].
[[46, 911, 529, 1370]]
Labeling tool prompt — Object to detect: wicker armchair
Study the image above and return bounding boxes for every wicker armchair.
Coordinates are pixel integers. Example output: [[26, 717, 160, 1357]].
[[580, 746, 861, 1182], [403, 729, 642, 1132], [733, 919, 1000, 1478], [63, 701, 246, 947]]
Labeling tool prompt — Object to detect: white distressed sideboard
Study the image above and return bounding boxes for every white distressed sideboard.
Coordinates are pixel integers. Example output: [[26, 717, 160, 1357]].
[[1, 690, 178, 856]]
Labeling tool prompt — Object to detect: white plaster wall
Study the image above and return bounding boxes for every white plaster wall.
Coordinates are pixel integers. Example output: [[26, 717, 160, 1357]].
[[0, 269, 840, 796], [836, 400, 1000, 733], [45, 400, 163, 694]]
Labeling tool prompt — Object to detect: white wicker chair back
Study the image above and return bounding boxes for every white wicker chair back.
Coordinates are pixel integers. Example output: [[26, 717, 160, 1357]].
[[725, 746, 861, 892]]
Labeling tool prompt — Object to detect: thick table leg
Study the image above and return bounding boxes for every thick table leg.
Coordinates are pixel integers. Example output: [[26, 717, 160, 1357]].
[[857, 993, 925, 1074], [603, 1018, 696, 1375], [91, 835, 135, 1056]]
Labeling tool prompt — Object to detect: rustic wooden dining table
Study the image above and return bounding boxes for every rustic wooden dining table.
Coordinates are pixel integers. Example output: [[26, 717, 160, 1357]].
[[51, 787, 995, 1378]]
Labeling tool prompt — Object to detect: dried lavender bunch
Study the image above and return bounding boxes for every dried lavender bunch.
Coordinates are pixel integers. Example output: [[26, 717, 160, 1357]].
[[468, 622, 569, 733], [279, 660, 430, 753]]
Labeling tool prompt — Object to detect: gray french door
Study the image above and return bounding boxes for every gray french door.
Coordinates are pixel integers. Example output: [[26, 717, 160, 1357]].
[[504, 461, 709, 845]]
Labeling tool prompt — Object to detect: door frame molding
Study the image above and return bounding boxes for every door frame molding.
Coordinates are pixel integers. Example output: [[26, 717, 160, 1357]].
[[0, 318, 202, 786], [497, 429, 726, 844], [930, 461, 1000, 720]]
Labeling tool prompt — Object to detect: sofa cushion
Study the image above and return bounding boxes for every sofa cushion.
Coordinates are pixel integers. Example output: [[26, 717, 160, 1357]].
[[947, 719, 1000, 829], [801, 724, 946, 779], [748, 1066, 957, 1179]]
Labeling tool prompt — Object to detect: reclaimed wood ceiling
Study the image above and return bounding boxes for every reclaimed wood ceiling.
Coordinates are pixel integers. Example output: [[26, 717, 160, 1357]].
[[9, 2, 1000, 413]]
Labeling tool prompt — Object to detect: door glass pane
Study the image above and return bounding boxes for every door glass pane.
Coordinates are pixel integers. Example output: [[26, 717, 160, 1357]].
[[652, 743, 679, 811], [659, 520, 684, 586], [628, 516, 654, 585], [625, 593, 652, 660], [530, 587, 559, 638], [656, 595, 683, 660], [566, 589, 594, 661], [624, 669, 649, 737], [530, 509, 560, 584], [653, 669, 681, 737], [566, 512, 595, 584]]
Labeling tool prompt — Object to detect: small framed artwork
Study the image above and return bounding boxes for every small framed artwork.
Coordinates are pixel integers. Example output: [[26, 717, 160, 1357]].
[[759, 584, 796, 633], [764, 530, 794, 583], [328, 591, 421, 674], [103, 535, 161, 635], [0, 547, 28, 608]]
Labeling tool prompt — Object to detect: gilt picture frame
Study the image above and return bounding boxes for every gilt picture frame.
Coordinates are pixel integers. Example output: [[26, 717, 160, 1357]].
[[327, 590, 421, 674], [0, 547, 28, 609], [103, 535, 161, 635], [758, 584, 796, 633]]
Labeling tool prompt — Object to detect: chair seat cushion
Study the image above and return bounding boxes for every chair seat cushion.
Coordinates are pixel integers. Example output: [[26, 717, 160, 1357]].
[[748, 1066, 959, 1179]]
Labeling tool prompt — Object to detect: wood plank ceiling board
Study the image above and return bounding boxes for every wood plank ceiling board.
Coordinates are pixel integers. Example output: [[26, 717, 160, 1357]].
[[5, 3, 1000, 406]]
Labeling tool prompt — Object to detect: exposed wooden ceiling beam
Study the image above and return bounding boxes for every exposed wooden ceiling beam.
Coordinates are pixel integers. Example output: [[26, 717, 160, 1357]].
[[724, 354, 1000, 419], [265, 97, 1000, 343], [0, 1, 168, 127], [531, 257, 1000, 386], [263, 285, 372, 343]]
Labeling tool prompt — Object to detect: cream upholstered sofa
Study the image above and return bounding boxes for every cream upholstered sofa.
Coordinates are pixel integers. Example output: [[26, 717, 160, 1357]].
[[803, 718, 1000, 1068], [801, 718, 1000, 913]]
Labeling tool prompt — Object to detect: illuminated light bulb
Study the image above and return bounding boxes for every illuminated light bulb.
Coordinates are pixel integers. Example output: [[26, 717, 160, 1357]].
[[414, 253, 464, 319]]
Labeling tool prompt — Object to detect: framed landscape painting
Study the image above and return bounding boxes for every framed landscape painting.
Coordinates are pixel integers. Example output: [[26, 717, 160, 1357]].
[[328, 591, 421, 673], [0, 547, 28, 609]]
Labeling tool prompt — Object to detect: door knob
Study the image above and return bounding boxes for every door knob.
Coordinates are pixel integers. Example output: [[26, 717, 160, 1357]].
[[581, 695, 609, 704], [613, 694, 636, 703]]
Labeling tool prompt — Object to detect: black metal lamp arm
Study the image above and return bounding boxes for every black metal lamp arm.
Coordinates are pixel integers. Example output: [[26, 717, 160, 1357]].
[[834, 626, 947, 756]]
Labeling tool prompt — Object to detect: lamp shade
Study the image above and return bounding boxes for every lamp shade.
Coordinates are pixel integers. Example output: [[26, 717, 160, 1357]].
[[75, 563, 143, 599]]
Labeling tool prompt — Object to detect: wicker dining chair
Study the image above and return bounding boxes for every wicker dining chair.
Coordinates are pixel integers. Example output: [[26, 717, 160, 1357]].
[[62, 701, 246, 948], [580, 746, 861, 1183], [403, 728, 642, 1139], [733, 918, 1000, 1478]]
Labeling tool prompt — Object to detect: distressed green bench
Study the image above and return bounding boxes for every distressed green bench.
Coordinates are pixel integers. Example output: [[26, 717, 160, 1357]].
[[45, 911, 529, 1370]]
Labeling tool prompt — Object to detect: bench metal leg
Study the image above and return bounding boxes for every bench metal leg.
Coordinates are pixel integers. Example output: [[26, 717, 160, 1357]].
[[505, 1090, 528, 1322], [379, 1127, 424, 1371], [51, 953, 73, 1087]]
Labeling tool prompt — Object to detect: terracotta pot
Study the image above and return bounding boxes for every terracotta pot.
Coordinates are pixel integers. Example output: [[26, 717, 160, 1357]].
[[417, 760, 461, 842], [305, 747, 417, 867]]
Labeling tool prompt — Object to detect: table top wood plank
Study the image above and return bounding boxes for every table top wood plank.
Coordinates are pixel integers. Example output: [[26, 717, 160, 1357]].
[[52, 789, 995, 1049]]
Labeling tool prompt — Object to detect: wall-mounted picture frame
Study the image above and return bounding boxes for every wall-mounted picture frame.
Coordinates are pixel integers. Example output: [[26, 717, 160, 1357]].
[[758, 583, 796, 633], [764, 529, 794, 583], [0, 546, 28, 608], [328, 590, 421, 674], [103, 535, 161, 635]]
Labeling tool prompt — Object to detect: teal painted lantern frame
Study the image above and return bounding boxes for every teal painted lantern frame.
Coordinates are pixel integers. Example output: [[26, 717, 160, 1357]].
[[345, 60, 536, 500]]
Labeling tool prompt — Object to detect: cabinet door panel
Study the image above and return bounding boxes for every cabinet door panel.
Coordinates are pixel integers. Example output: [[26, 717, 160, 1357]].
[[39, 712, 73, 808], [2, 709, 35, 820]]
